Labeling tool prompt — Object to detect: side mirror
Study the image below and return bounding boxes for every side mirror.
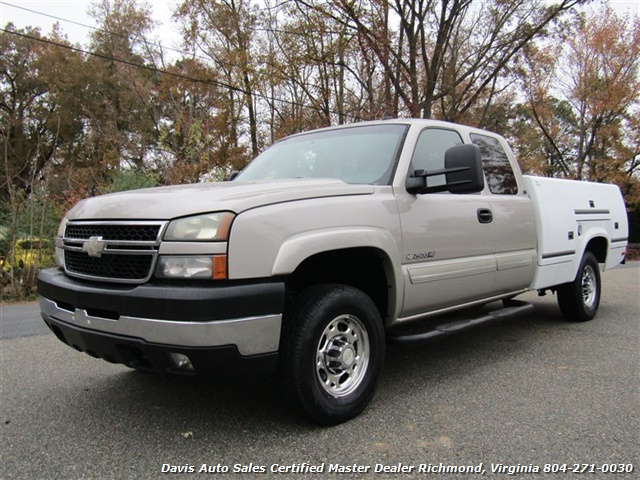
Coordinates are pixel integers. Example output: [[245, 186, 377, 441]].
[[443, 143, 485, 194], [226, 170, 240, 181], [406, 144, 485, 194]]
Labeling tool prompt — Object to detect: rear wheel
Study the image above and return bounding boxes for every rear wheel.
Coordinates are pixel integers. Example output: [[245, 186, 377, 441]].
[[281, 284, 385, 425], [557, 251, 601, 322]]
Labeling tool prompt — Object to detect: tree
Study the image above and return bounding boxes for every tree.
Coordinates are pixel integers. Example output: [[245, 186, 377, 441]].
[[176, 0, 262, 160], [301, 0, 583, 124], [0, 25, 82, 204], [78, 0, 158, 180], [517, 4, 640, 204], [0, 24, 83, 293], [261, 0, 359, 136], [155, 58, 244, 183]]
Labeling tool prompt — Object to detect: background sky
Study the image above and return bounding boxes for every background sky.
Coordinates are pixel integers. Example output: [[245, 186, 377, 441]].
[[1, 0, 639, 52]]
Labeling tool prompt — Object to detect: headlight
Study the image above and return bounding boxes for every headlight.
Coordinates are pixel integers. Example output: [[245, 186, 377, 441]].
[[164, 212, 235, 241], [54, 217, 69, 267], [156, 255, 227, 280], [57, 217, 69, 237]]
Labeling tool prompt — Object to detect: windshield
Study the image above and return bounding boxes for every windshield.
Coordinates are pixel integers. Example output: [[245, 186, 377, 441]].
[[235, 124, 408, 185]]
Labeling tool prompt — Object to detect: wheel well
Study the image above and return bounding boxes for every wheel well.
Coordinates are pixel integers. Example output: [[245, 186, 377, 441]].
[[585, 237, 607, 263], [286, 248, 392, 320]]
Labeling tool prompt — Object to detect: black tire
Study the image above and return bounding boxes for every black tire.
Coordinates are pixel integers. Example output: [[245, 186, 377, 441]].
[[281, 284, 385, 425], [557, 251, 601, 322]]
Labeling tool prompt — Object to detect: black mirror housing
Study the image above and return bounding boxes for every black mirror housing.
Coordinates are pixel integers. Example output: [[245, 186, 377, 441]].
[[444, 144, 484, 194], [406, 143, 485, 194]]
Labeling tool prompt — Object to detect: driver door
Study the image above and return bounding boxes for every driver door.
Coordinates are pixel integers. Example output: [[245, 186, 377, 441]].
[[396, 127, 497, 317]]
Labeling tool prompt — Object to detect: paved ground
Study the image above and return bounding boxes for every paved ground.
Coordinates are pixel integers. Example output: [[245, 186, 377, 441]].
[[0, 302, 47, 339], [1, 264, 638, 479]]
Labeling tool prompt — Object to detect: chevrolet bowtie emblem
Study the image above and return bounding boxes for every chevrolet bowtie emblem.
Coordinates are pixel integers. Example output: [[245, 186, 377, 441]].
[[82, 236, 107, 258]]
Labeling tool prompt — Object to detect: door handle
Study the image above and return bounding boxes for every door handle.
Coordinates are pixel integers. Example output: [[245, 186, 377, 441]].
[[477, 208, 493, 224]]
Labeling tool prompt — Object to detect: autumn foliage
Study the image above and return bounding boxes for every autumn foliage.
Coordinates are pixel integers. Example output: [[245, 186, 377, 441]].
[[1, 0, 639, 299]]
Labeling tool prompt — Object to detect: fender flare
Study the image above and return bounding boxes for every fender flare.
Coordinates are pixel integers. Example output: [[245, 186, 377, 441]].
[[271, 227, 404, 320], [576, 228, 609, 263]]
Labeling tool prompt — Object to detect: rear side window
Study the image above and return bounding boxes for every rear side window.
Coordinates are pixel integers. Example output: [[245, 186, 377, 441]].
[[470, 134, 518, 195]]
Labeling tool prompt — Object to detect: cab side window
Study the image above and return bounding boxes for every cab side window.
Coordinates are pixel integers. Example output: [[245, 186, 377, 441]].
[[410, 128, 464, 188], [470, 133, 518, 195]]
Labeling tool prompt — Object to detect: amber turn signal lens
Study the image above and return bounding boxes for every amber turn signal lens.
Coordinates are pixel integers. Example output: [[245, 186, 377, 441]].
[[213, 255, 228, 280]]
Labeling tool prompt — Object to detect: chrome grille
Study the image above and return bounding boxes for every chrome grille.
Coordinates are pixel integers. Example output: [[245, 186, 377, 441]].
[[61, 221, 166, 284]]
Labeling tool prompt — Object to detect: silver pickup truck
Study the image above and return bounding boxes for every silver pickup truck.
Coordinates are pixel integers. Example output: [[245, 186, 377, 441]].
[[38, 119, 629, 424]]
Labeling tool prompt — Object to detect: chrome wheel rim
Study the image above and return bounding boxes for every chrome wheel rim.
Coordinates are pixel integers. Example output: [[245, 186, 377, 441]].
[[581, 265, 598, 309], [316, 314, 370, 398]]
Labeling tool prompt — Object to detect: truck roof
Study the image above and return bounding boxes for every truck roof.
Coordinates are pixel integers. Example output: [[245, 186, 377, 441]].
[[280, 118, 504, 142]]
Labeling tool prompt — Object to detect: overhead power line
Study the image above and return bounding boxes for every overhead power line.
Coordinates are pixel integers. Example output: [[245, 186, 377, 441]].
[[0, 0, 209, 62], [0, 0, 342, 61], [0, 27, 245, 93], [0, 27, 361, 121], [0, 1, 365, 121], [0, 0, 359, 79]]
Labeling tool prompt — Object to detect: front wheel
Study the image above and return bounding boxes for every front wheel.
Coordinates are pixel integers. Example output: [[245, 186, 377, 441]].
[[281, 284, 385, 425], [557, 251, 601, 322]]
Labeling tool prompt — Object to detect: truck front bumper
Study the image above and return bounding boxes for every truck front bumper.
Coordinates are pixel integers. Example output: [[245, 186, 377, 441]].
[[38, 268, 284, 375]]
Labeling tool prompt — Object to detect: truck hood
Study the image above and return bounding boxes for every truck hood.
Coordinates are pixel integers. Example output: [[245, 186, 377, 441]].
[[66, 179, 375, 220]]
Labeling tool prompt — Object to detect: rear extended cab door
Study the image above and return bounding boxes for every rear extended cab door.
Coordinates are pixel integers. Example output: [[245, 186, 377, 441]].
[[468, 132, 537, 295], [393, 124, 536, 321]]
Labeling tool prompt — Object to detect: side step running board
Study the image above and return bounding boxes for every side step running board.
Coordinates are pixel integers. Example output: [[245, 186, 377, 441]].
[[388, 300, 534, 344]]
